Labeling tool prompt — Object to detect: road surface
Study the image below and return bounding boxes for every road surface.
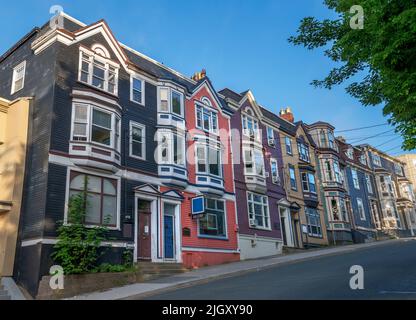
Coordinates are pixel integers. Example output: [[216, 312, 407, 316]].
[[144, 240, 416, 300]]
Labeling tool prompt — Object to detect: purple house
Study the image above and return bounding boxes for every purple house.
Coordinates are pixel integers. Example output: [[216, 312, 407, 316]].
[[219, 89, 288, 259]]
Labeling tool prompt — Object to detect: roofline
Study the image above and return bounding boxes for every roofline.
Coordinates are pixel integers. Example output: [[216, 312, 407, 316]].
[[0, 27, 40, 63], [361, 144, 406, 165]]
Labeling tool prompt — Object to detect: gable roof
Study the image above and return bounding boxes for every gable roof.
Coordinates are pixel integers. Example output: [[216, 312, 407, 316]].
[[295, 121, 317, 147]]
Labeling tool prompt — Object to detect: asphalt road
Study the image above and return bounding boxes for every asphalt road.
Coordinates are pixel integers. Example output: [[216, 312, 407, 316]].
[[145, 240, 416, 300]]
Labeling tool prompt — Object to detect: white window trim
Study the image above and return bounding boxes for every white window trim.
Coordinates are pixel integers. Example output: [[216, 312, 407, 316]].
[[70, 103, 121, 152], [247, 192, 271, 231], [270, 158, 280, 184], [130, 74, 146, 106], [195, 142, 223, 178], [197, 198, 228, 239], [243, 146, 265, 177], [366, 174, 373, 193], [157, 129, 186, 168], [64, 168, 121, 231], [78, 47, 120, 96], [129, 121, 146, 160], [298, 142, 310, 163], [11, 61, 26, 95], [357, 198, 366, 221], [267, 127, 275, 147], [242, 112, 260, 141], [195, 102, 219, 134], [285, 136, 293, 155], [157, 86, 185, 118], [352, 169, 360, 190]]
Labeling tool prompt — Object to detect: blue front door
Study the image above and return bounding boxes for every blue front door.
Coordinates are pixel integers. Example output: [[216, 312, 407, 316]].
[[164, 215, 174, 259]]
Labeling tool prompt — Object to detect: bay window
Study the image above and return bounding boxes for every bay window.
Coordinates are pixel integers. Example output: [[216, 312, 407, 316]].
[[199, 199, 226, 238], [71, 103, 120, 151], [301, 172, 317, 193], [196, 144, 222, 177], [306, 208, 322, 237], [157, 131, 186, 167], [79, 48, 119, 95], [69, 172, 118, 228], [333, 160, 342, 183], [243, 147, 265, 176], [247, 192, 270, 229], [158, 87, 184, 117], [196, 105, 218, 134], [242, 112, 259, 140]]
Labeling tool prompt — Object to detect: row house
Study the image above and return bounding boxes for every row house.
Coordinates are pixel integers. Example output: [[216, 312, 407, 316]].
[[306, 122, 353, 245], [219, 89, 287, 259], [396, 154, 416, 197], [337, 139, 379, 242], [361, 145, 416, 236], [0, 13, 239, 296]]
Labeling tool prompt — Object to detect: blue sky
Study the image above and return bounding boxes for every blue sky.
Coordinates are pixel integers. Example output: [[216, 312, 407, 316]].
[[0, 0, 409, 155]]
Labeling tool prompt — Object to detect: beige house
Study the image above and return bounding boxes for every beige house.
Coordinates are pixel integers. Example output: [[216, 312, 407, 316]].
[[278, 109, 328, 248], [0, 97, 31, 277], [396, 154, 416, 194]]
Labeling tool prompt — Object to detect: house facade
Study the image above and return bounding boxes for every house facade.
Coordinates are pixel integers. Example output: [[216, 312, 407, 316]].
[[0, 13, 240, 296], [307, 122, 353, 245], [396, 154, 416, 195], [220, 89, 286, 259], [337, 139, 378, 243], [0, 97, 31, 277]]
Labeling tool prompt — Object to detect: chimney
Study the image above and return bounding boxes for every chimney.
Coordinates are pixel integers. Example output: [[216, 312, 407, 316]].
[[192, 69, 207, 81], [337, 136, 346, 143], [280, 107, 294, 123]]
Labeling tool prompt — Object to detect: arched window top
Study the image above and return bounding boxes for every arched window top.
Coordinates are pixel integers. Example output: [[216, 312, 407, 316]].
[[92, 44, 110, 59], [201, 96, 212, 107], [245, 108, 254, 116]]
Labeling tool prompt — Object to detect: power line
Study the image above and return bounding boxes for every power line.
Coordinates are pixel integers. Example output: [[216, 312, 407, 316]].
[[345, 132, 397, 142], [374, 137, 401, 148], [335, 123, 389, 133], [382, 145, 403, 153], [348, 129, 394, 144]]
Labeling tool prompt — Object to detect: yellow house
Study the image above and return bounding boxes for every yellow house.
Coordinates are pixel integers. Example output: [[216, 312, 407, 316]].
[[0, 97, 31, 277], [278, 109, 328, 248]]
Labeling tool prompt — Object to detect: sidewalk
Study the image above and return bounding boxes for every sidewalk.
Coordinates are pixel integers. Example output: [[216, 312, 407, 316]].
[[67, 239, 412, 300]]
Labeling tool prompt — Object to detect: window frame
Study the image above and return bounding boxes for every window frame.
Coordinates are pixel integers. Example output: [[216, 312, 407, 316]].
[[157, 130, 186, 167], [129, 121, 146, 160], [78, 48, 119, 95], [195, 142, 223, 178], [298, 142, 310, 163], [285, 136, 293, 155], [247, 192, 271, 230], [270, 158, 280, 184], [11, 61, 26, 95], [243, 146, 265, 177], [158, 86, 185, 118], [357, 198, 366, 221], [130, 75, 146, 106], [365, 174, 373, 194], [289, 165, 297, 191], [267, 127, 275, 146], [242, 112, 260, 140], [305, 207, 323, 238], [71, 103, 121, 151], [372, 153, 381, 167], [351, 169, 360, 190], [198, 198, 228, 239], [195, 103, 219, 134]]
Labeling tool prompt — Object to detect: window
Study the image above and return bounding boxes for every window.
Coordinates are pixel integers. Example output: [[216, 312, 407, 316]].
[[196, 144, 222, 177], [340, 199, 349, 221], [331, 198, 340, 221], [11, 61, 26, 94], [71, 103, 120, 150], [325, 160, 333, 181], [196, 105, 219, 134], [270, 159, 280, 184], [69, 172, 118, 227], [351, 169, 360, 189], [359, 154, 367, 166], [346, 148, 354, 160], [301, 172, 309, 192], [372, 153, 381, 167], [306, 208, 322, 237], [267, 127, 275, 146], [301, 172, 317, 193], [394, 163, 403, 176], [333, 160, 342, 183], [130, 122, 146, 160], [131, 76, 145, 105], [199, 199, 226, 238], [242, 112, 259, 140], [289, 165, 297, 190], [298, 143, 310, 162], [285, 137, 293, 155], [243, 147, 264, 176], [158, 87, 184, 117], [247, 192, 270, 229], [319, 130, 328, 148], [79, 49, 119, 94], [328, 131, 336, 150], [366, 174, 373, 193], [308, 173, 317, 193], [357, 198, 366, 220], [157, 131, 186, 167]]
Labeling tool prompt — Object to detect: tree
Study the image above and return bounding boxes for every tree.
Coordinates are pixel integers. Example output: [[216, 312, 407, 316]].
[[289, 0, 416, 150]]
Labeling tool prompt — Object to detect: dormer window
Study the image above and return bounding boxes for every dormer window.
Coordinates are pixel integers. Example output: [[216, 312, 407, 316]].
[[372, 153, 381, 167], [242, 110, 259, 140], [346, 148, 354, 160], [79, 46, 119, 95], [359, 154, 367, 166], [158, 87, 184, 117]]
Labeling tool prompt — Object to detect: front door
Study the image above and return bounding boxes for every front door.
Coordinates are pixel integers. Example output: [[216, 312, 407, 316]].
[[164, 215, 174, 259], [138, 200, 152, 260]]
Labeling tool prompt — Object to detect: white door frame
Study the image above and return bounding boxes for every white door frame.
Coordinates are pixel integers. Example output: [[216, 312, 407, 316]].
[[160, 199, 183, 263], [279, 205, 295, 248]]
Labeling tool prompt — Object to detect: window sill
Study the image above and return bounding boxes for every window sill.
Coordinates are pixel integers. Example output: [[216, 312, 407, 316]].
[[130, 99, 145, 107], [249, 226, 272, 232], [77, 81, 119, 99], [198, 235, 229, 241]]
